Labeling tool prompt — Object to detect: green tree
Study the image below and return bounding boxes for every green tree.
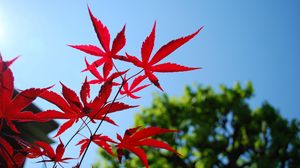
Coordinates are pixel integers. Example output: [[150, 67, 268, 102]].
[[96, 82, 300, 168]]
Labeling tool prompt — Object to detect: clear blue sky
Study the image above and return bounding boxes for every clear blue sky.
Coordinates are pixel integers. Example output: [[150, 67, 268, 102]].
[[0, 1, 299, 167]]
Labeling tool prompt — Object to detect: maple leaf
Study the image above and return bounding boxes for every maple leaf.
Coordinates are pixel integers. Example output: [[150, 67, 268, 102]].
[[37, 78, 137, 137], [116, 126, 181, 168], [69, 6, 128, 76], [126, 22, 203, 90], [84, 58, 127, 85], [0, 56, 49, 133], [120, 75, 150, 99], [76, 134, 116, 156], [29, 139, 74, 163]]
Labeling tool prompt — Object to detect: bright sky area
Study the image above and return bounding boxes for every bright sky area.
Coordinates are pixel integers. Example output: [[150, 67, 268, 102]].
[[0, 1, 299, 167]]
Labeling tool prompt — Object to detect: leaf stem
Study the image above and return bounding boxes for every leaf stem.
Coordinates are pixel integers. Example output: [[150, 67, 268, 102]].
[[77, 68, 144, 166], [41, 156, 48, 168], [77, 78, 125, 167]]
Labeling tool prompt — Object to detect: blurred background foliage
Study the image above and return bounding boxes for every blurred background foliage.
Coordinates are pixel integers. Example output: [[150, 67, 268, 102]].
[[95, 82, 300, 168]]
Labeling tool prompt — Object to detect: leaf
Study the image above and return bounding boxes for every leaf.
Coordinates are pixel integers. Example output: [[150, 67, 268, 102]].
[[40, 90, 73, 113], [123, 146, 148, 168], [91, 81, 113, 111], [38, 78, 135, 136], [125, 53, 143, 67], [85, 58, 126, 86], [149, 26, 203, 65], [151, 62, 201, 73], [0, 56, 50, 133], [0, 61, 14, 106], [120, 75, 149, 99], [130, 127, 178, 141], [134, 139, 179, 155], [36, 110, 69, 120], [103, 60, 113, 80], [8, 87, 49, 114], [35, 141, 55, 159], [126, 23, 202, 90], [130, 75, 147, 91], [84, 58, 104, 81], [141, 22, 156, 63], [55, 138, 65, 161], [82, 57, 105, 72], [145, 70, 162, 91], [91, 102, 137, 119], [76, 134, 116, 157], [54, 119, 77, 137], [100, 116, 118, 126], [117, 126, 180, 168], [33, 139, 73, 163], [68, 45, 105, 56], [88, 6, 111, 52], [61, 82, 82, 111], [111, 25, 126, 55], [71, 6, 127, 73], [80, 77, 90, 106], [0, 55, 19, 71], [76, 138, 89, 157]]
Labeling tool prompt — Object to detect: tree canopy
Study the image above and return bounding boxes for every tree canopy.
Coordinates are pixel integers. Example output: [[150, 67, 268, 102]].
[[97, 82, 300, 168]]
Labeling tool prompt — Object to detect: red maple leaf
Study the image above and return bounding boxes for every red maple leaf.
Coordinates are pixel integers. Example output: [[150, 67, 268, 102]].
[[69, 6, 128, 76], [126, 23, 202, 90], [116, 126, 181, 168], [29, 139, 73, 164], [120, 75, 150, 99], [37, 78, 137, 137], [84, 58, 127, 85], [76, 134, 116, 156], [0, 56, 49, 133]]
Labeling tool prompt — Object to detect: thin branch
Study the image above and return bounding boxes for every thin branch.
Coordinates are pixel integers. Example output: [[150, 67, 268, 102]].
[[77, 78, 125, 167], [80, 118, 93, 136]]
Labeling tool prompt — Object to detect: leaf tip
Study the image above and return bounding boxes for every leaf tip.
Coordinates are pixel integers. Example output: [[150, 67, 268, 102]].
[[193, 26, 204, 37]]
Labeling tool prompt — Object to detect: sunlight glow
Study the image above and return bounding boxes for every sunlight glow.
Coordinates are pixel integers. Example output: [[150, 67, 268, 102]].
[[0, 10, 5, 44], [0, 26, 4, 40], [0, 23, 5, 44]]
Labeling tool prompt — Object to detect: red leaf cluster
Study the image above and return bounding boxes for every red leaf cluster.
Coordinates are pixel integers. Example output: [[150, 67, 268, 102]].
[[0, 5, 202, 167]]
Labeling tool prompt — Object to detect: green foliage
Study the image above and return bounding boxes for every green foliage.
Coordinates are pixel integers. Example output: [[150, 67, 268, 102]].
[[96, 82, 300, 168]]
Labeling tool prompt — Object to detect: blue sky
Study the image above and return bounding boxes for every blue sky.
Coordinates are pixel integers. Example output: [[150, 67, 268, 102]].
[[0, 1, 299, 167]]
